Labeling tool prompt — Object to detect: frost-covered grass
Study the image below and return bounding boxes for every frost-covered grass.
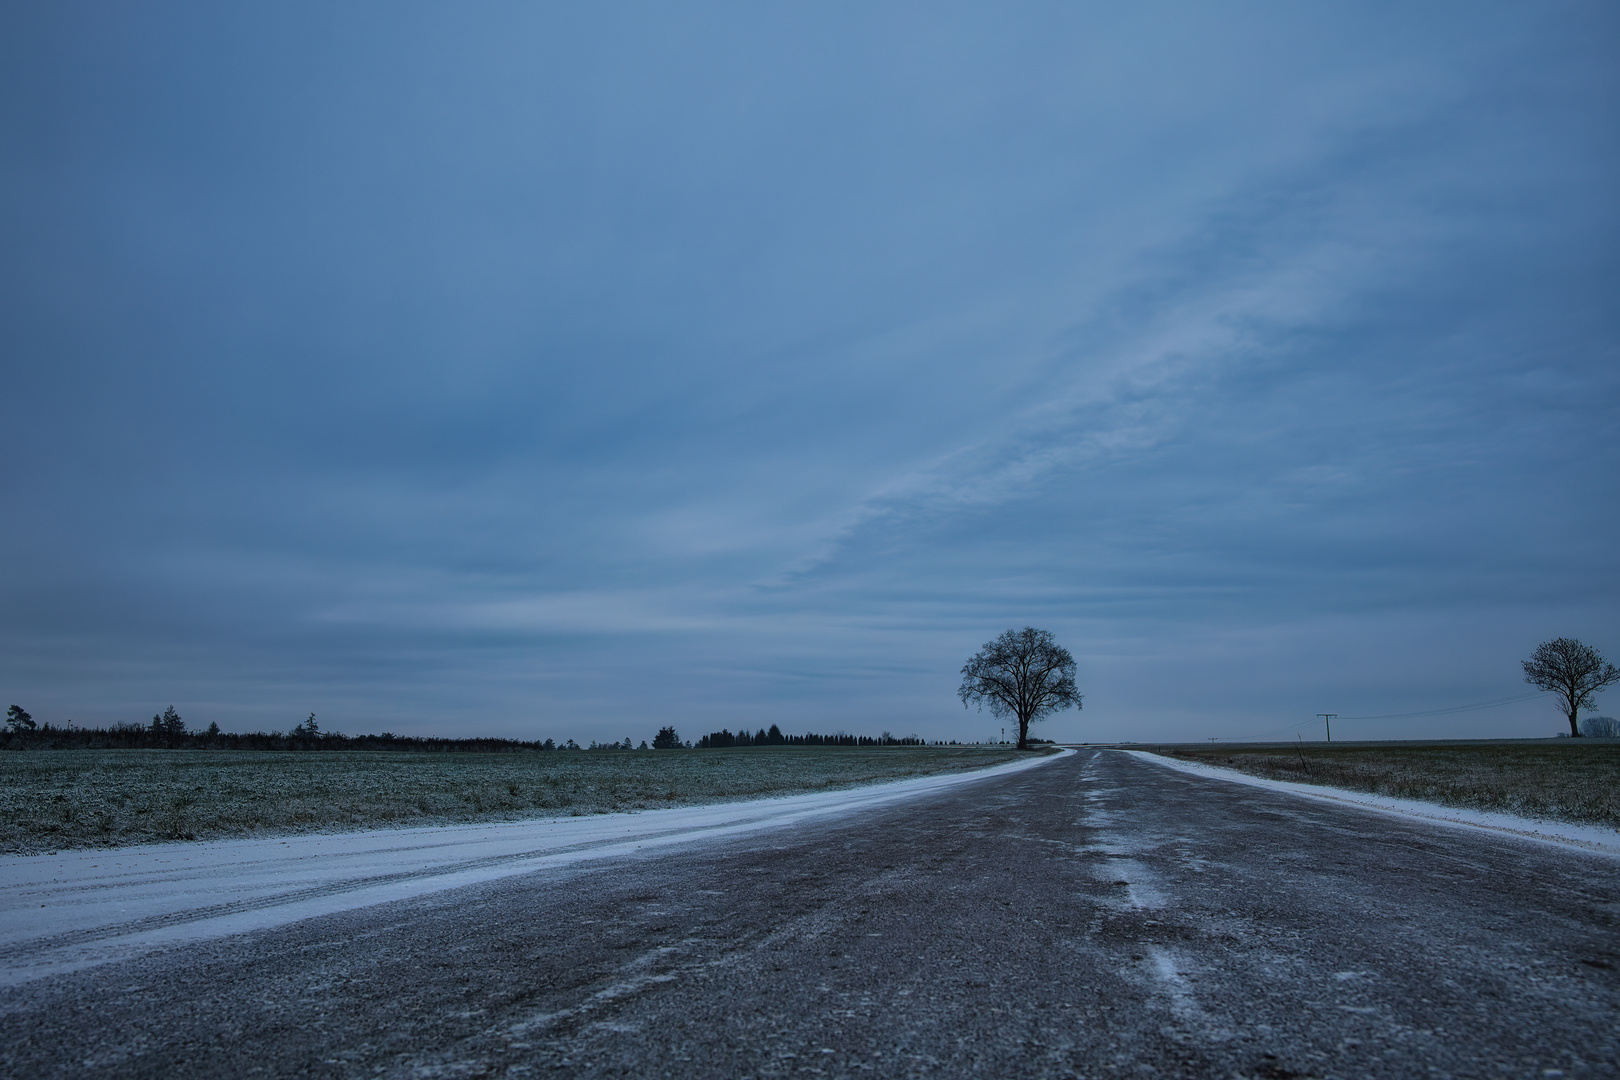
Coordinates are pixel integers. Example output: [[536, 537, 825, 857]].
[[1149, 741, 1620, 827], [0, 746, 1026, 854]]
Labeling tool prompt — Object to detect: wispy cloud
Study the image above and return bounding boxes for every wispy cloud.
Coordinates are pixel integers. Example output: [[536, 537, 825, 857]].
[[2, 3, 1615, 741]]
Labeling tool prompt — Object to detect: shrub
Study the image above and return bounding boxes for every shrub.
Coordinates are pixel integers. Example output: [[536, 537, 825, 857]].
[[1579, 715, 1619, 738]]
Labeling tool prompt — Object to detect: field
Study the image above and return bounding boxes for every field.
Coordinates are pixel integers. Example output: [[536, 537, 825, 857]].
[[1147, 740, 1620, 828], [0, 745, 1027, 855]]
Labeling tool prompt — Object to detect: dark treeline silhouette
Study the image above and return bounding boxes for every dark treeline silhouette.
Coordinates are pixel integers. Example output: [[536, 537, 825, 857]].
[[3, 706, 987, 754], [1, 707, 559, 753], [696, 724, 937, 749], [0, 726, 559, 753]]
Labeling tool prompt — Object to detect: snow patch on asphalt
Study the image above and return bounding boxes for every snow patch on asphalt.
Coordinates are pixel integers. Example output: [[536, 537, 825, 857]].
[[0, 750, 1069, 987], [1123, 749, 1620, 857]]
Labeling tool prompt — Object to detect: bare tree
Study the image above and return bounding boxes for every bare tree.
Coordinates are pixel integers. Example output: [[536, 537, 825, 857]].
[[1522, 637, 1620, 737], [959, 627, 1081, 749], [1579, 715, 1619, 738]]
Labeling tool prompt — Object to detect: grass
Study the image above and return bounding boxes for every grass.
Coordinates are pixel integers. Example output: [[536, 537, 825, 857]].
[[0, 745, 1030, 855], [1146, 740, 1620, 828]]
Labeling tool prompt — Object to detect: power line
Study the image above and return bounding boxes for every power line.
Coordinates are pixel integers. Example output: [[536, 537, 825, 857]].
[[1209, 717, 1328, 742], [1335, 691, 1546, 720], [1206, 691, 1549, 742]]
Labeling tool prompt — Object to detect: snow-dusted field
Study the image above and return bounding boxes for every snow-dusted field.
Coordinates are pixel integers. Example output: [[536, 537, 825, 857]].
[[1128, 749, 1620, 856], [0, 750, 1068, 987], [1139, 739, 1620, 827], [9, 744, 1610, 993], [0, 744, 1025, 854]]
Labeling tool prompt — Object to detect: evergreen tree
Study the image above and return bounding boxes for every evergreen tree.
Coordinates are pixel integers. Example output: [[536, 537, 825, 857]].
[[151, 706, 186, 737]]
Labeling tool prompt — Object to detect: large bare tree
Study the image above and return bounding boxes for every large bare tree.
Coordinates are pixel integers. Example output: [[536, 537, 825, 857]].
[[1522, 637, 1620, 737], [959, 627, 1081, 749]]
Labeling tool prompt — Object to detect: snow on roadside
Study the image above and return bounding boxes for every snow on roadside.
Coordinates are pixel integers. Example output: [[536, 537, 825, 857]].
[[1124, 749, 1620, 857], [0, 750, 1069, 987]]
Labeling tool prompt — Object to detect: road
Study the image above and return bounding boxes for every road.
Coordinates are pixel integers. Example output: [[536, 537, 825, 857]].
[[2, 749, 1616, 1079], [0, 753, 1059, 988]]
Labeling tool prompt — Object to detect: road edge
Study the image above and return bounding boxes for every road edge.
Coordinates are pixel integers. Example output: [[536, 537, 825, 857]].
[[1, 747, 1071, 863], [0, 750, 1076, 988], [1119, 748, 1620, 858]]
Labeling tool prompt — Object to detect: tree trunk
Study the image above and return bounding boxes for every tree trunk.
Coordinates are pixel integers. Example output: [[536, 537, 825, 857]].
[[1017, 714, 1030, 750], [1567, 700, 1583, 737]]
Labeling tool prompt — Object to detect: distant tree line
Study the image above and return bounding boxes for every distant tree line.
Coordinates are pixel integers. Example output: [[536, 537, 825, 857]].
[[695, 725, 934, 748], [584, 737, 650, 750], [3, 707, 992, 754], [1, 706, 561, 753]]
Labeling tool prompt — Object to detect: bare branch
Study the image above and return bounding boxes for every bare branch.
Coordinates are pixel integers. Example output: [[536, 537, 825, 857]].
[[1523, 637, 1620, 737], [959, 627, 1082, 749]]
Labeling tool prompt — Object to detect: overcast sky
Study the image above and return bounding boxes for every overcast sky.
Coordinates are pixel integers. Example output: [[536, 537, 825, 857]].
[[3, 3, 1616, 744]]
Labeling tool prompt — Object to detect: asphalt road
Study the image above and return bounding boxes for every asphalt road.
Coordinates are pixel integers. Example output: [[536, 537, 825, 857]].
[[2, 749, 1616, 1079]]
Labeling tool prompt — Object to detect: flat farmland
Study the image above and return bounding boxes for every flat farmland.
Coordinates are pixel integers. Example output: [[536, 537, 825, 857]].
[[6, 750, 1615, 1079], [0, 745, 1024, 855], [1147, 739, 1620, 827]]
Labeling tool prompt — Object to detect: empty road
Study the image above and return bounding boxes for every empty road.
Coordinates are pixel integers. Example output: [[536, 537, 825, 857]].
[[2, 750, 1616, 1079]]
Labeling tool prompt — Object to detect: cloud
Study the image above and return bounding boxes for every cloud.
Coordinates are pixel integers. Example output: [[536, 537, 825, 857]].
[[2, 3, 1616, 741]]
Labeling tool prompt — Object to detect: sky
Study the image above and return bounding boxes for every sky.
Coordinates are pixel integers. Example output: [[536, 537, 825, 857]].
[[2, 3, 1617, 745]]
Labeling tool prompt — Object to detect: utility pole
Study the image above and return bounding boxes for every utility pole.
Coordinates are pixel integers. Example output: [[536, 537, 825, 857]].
[[1316, 714, 1336, 742]]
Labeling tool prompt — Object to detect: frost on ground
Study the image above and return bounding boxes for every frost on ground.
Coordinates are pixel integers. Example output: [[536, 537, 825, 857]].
[[0, 746, 1026, 855], [0, 751, 1071, 987], [1145, 740, 1620, 828]]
